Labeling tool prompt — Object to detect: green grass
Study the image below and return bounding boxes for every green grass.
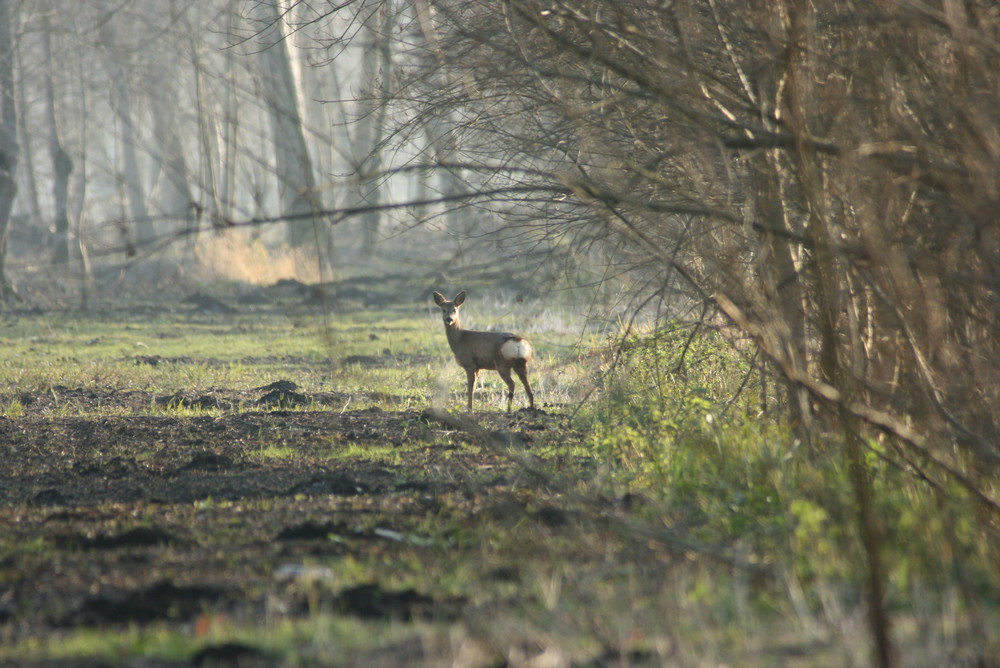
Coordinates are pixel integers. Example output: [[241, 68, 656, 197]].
[[13, 614, 456, 666], [0, 306, 581, 408], [0, 302, 996, 667], [327, 441, 410, 465], [582, 326, 1000, 660], [251, 442, 300, 461]]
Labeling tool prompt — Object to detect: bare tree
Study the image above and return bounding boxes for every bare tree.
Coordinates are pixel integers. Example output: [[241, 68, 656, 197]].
[[147, 48, 194, 232], [0, 0, 17, 299], [248, 0, 323, 248], [211, 0, 244, 226], [352, 0, 396, 256], [98, 4, 154, 250], [14, 42, 40, 233], [41, 12, 72, 266], [410, 0, 466, 248], [364, 1, 1000, 664]]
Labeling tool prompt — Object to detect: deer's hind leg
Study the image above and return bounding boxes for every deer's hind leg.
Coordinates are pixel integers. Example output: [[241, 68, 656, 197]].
[[497, 366, 517, 412], [513, 361, 534, 409]]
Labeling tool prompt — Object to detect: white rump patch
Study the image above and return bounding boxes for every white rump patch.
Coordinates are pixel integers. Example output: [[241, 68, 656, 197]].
[[500, 337, 532, 361]]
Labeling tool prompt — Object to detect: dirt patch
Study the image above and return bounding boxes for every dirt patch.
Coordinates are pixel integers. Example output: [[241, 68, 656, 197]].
[[57, 581, 231, 627], [0, 383, 574, 663], [0, 377, 417, 416], [2, 404, 537, 507], [334, 582, 465, 621]]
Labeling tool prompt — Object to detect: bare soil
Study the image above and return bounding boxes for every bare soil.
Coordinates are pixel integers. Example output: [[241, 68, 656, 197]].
[[0, 379, 579, 666]]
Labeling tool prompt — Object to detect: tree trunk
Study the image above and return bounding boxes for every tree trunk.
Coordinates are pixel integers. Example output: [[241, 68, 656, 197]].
[[217, 0, 240, 225], [114, 73, 152, 249], [14, 46, 39, 231], [41, 25, 72, 266], [98, 7, 153, 251], [251, 1, 321, 248], [413, 0, 464, 253], [69, 47, 89, 279], [0, 0, 18, 301], [355, 2, 395, 257], [149, 82, 194, 227]]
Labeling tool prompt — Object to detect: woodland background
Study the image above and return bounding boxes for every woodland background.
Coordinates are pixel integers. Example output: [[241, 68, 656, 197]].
[[0, 2, 998, 666]]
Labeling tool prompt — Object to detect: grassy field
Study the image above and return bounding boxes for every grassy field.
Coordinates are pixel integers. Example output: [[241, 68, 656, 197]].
[[0, 282, 995, 667]]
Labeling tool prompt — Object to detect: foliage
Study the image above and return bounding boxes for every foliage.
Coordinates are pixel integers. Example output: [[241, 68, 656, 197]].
[[588, 324, 1000, 642], [591, 328, 794, 553]]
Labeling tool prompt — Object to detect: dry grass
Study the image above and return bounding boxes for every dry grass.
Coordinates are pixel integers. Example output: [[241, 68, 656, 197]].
[[192, 232, 327, 285]]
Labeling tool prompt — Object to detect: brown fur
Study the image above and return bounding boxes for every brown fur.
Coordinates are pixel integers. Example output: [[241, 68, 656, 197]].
[[433, 290, 535, 411]]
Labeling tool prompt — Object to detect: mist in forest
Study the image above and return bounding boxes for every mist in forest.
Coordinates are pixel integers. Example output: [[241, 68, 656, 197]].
[[2, 0, 528, 298]]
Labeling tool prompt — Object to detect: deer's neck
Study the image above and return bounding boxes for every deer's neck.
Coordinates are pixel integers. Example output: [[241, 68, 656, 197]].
[[444, 323, 465, 349]]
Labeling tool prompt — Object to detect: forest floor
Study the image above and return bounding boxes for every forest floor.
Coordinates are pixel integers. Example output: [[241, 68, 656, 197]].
[[0, 274, 935, 667], [2, 386, 585, 667], [0, 279, 683, 668]]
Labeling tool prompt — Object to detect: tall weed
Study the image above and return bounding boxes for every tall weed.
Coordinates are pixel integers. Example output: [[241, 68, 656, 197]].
[[587, 325, 999, 646]]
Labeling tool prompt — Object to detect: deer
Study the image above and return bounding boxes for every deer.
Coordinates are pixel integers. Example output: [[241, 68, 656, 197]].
[[433, 290, 535, 412]]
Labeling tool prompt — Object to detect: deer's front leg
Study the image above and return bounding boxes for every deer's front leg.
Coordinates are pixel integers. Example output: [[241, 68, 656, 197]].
[[465, 368, 478, 411]]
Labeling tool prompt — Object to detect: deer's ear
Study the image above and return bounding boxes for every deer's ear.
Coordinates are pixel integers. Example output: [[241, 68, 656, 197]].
[[433, 291, 446, 306], [453, 291, 466, 306]]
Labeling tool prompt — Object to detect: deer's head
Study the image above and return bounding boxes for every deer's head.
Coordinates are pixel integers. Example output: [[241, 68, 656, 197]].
[[433, 290, 466, 328]]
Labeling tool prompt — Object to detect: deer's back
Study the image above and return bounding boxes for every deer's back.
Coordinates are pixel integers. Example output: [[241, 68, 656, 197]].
[[450, 329, 526, 370]]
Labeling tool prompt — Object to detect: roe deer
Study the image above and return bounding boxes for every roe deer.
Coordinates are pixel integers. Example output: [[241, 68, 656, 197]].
[[433, 290, 535, 412]]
